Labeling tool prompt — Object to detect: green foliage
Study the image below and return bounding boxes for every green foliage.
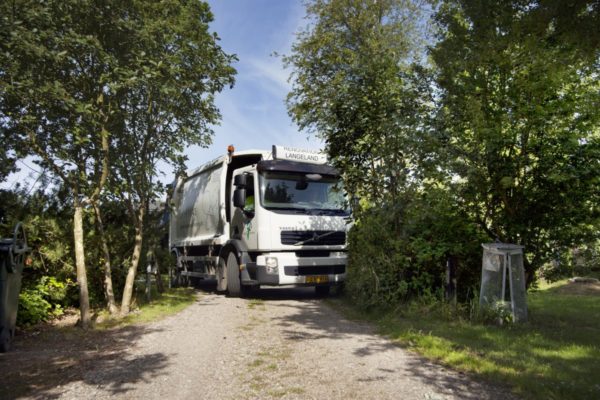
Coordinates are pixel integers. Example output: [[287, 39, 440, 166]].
[[347, 187, 486, 307], [285, 0, 430, 204], [110, 0, 237, 196], [17, 290, 51, 326], [538, 240, 600, 281], [572, 241, 600, 277], [0, 0, 116, 189], [17, 276, 72, 326], [430, 0, 600, 282]]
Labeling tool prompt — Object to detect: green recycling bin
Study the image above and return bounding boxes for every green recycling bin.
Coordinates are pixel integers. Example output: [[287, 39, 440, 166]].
[[0, 223, 30, 352]]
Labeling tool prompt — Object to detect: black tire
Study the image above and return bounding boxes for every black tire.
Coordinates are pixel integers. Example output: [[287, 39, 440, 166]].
[[241, 283, 254, 298], [315, 285, 331, 296], [172, 271, 181, 288], [226, 253, 241, 297], [181, 274, 190, 288]]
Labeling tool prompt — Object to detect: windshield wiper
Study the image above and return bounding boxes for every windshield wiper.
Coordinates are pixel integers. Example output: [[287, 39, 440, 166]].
[[314, 209, 349, 216], [267, 206, 310, 214]]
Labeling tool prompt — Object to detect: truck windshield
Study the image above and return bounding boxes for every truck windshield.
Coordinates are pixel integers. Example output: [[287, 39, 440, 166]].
[[259, 172, 349, 215]]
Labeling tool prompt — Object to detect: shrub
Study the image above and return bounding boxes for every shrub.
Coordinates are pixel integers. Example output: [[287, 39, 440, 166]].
[[346, 188, 487, 309], [17, 276, 71, 326]]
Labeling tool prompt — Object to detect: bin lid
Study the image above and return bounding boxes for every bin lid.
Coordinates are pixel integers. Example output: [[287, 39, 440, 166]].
[[0, 239, 14, 252], [482, 243, 524, 253]]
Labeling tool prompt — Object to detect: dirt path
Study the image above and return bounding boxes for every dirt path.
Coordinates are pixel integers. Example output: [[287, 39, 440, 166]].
[[1, 288, 515, 400]]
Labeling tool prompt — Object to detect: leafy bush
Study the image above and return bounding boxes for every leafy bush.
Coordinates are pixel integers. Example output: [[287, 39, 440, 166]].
[[346, 188, 487, 309], [539, 241, 600, 281], [17, 276, 72, 326]]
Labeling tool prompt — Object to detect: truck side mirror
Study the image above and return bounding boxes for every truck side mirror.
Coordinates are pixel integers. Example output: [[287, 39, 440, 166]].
[[233, 188, 246, 208], [234, 174, 247, 187]]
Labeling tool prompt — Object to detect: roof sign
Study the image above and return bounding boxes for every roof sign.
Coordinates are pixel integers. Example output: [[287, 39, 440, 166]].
[[272, 145, 327, 165]]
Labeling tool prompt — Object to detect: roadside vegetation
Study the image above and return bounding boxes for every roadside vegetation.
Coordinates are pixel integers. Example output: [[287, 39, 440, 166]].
[[331, 279, 600, 400], [95, 287, 196, 329]]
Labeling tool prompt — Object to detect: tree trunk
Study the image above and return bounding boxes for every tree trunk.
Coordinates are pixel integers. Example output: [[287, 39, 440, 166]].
[[121, 206, 145, 315], [92, 202, 119, 314], [73, 202, 91, 328]]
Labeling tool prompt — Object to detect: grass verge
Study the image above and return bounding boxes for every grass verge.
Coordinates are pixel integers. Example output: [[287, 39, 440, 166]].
[[96, 287, 197, 329], [329, 280, 600, 400]]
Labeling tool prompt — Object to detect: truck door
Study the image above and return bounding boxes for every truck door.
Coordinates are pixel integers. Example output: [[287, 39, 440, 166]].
[[231, 171, 259, 249]]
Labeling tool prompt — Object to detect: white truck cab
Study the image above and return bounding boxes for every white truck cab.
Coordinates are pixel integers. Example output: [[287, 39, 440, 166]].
[[169, 145, 349, 296]]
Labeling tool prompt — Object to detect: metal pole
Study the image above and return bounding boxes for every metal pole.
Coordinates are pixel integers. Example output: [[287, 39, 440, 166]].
[[501, 254, 507, 303], [145, 264, 152, 302]]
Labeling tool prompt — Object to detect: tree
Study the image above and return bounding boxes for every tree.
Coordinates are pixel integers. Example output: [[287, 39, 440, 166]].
[[285, 0, 429, 207], [287, 0, 463, 305], [1, 0, 236, 319], [0, 0, 121, 327], [110, 0, 236, 314], [430, 0, 600, 283]]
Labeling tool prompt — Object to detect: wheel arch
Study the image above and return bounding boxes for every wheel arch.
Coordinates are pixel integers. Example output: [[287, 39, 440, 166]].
[[219, 240, 252, 282]]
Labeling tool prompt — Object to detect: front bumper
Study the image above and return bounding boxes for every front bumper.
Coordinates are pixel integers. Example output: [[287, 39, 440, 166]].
[[248, 252, 347, 286]]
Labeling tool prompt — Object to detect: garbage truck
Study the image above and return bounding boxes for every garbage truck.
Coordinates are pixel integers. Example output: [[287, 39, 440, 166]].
[[168, 145, 350, 296]]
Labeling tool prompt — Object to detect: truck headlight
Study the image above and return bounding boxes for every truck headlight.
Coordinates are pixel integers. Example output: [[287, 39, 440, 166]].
[[265, 257, 278, 274]]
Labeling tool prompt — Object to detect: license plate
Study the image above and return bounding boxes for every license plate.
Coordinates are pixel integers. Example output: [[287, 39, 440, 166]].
[[306, 275, 329, 284]]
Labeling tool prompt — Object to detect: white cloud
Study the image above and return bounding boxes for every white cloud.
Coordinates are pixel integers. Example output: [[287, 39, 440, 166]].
[[246, 57, 291, 97]]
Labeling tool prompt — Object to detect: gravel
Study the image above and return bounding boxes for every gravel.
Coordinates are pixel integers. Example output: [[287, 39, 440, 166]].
[[1, 287, 517, 400]]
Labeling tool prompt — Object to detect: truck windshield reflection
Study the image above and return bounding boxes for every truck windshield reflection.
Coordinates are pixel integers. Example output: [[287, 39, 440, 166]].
[[259, 172, 349, 215]]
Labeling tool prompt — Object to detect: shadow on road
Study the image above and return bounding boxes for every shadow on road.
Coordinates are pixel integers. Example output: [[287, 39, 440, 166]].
[[0, 324, 170, 399], [198, 284, 515, 400]]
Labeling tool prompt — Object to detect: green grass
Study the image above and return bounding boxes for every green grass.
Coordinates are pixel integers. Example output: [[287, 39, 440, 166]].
[[247, 299, 265, 310], [96, 287, 196, 329], [330, 280, 600, 400]]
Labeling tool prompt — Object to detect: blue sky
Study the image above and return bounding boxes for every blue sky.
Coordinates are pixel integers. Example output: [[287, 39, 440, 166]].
[[185, 0, 322, 169]]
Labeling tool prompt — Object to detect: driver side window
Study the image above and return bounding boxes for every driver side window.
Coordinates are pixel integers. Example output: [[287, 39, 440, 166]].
[[244, 175, 255, 212]]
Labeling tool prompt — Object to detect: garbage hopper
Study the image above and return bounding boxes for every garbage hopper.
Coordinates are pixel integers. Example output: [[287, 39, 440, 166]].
[[0, 223, 30, 352]]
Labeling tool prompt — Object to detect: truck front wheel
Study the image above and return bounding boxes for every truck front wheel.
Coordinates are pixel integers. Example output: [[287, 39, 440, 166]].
[[226, 253, 241, 297]]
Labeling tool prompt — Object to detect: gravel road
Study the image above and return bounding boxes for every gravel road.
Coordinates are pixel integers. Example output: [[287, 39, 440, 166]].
[[2, 287, 515, 400]]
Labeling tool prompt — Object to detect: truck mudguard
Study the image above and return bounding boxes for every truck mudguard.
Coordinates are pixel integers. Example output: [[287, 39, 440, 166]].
[[219, 239, 253, 282]]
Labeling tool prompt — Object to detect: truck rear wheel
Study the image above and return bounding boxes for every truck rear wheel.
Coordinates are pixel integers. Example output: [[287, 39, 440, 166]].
[[226, 253, 241, 297], [216, 257, 227, 292]]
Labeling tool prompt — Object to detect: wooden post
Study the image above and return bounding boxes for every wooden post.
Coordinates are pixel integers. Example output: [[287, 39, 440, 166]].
[[446, 256, 457, 305]]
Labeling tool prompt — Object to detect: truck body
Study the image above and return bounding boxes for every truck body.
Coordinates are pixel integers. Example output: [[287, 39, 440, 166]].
[[168, 145, 349, 295]]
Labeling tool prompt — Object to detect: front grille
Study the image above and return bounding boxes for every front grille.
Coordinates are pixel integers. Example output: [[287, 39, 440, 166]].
[[284, 265, 346, 276], [281, 230, 346, 246], [295, 250, 330, 258]]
